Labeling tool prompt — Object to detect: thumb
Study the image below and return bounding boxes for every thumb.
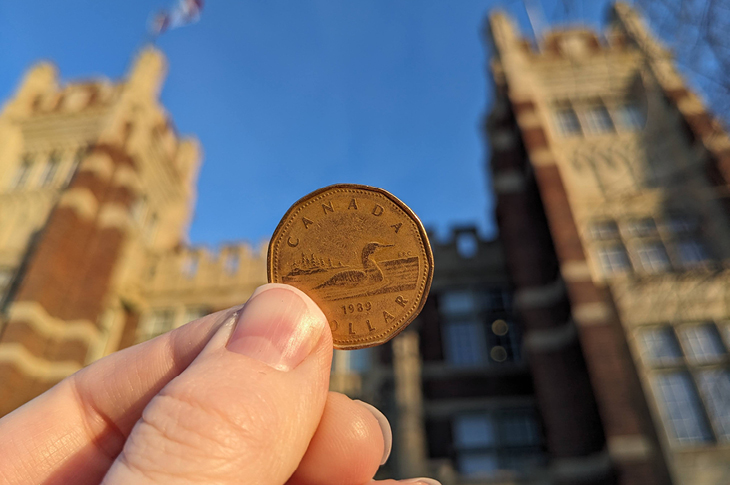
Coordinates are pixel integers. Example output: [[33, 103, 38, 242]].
[[102, 284, 332, 485]]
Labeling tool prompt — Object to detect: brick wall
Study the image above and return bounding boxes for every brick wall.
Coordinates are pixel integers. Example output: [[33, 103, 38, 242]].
[[0, 142, 138, 416]]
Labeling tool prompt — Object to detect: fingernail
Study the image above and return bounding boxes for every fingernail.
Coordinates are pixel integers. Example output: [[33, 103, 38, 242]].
[[355, 400, 392, 465], [227, 284, 326, 371], [402, 479, 442, 485]]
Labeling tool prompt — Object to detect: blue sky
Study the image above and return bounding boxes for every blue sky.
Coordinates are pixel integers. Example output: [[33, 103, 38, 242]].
[[0, 0, 613, 247]]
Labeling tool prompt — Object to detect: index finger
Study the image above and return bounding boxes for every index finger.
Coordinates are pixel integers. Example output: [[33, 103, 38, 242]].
[[0, 305, 240, 485]]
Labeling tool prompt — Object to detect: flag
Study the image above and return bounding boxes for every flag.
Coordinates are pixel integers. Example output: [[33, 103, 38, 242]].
[[150, 0, 203, 36]]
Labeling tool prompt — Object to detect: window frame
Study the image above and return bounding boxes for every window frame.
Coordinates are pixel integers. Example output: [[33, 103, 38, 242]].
[[589, 213, 714, 279], [631, 239, 673, 275], [183, 306, 211, 325], [451, 409, 544, 477], [595, 241, 633, 275], [589, 219, 620, 241], [139, 308, 176, 342], [650, 369, 714, 445], [553, 105, 582, 137], [11, 156, 34, 189], [614, 102, 646, 131], [579, 102, 615, 135], [442, 319, 489, 368], [439, 286, 520, 367], [39, 152, 61, 187], [624, 217, 658, 239], [637, 322, 730, 447], [672, 237, 712, 270]]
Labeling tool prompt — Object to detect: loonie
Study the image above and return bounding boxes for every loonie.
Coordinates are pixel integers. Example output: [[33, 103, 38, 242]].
[[268, 184, 434, 350]]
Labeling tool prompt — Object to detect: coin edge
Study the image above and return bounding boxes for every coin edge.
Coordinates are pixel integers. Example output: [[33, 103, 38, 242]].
[[266, 183, 434, 350]]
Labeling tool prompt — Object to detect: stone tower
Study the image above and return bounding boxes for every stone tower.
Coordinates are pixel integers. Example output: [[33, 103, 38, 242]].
[[0, 47, 268, 415], [486, 3, 730, 484]]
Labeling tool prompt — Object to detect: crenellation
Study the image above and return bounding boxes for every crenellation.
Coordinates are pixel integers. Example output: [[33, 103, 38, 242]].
[[1, 62, 58, 119], [142, 241, 268, 293], [23, 79, 117, 118]]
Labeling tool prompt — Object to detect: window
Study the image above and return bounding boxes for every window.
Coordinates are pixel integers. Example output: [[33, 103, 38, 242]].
[[597, 244, 631, 275], [696, 369, 730, 441], [332, 348, 372, 374], [658, 213, 712, 272], [625, 218, 657, 238], [440, 290, 478, 316], [453, 411, 544, 477], [675, 239, 710, 269], [652, 372, 712, 444], [459, 454, 499, 476], [454, 414, 497, 476], [641, 323, 730, 446], [615, 104, 645, 130], [348, 348, 372, 373], [664, 214, 699, 235], [639, 327, 683, 366], [554, 107, 581, 136], [11, 157, 33, 189], [591, 214, 714, 276], [443, 320, 488, 367], [455, 415, 495, 447], [678, 325, 726, 364], [64, 147, 85, 186], [635, 242, 671, 273], [499, 410, 542, 447], [183, 306, 210, 324], [589, 220, 619, 240], [582, 105, 614, 134], [486, 288, 510, 313], [40, 152, 60, 187], [440, 287, 520, 367], [141, 309, 175, 341]]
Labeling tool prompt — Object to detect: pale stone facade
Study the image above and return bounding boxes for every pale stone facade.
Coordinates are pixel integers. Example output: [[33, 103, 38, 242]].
[[0, 47, 268, 414], [488, 3, 730, 484]]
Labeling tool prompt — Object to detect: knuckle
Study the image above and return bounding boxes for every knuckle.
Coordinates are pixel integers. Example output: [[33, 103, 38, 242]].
[[119, 381, 284, 479]]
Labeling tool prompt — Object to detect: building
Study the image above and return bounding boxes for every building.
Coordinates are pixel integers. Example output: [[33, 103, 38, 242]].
[[1, 2, 729, 484], [0, 48, 268, 415], [333, 227, 544, 483], [0, 45, 545, 484], [486, 2, 730, 485]]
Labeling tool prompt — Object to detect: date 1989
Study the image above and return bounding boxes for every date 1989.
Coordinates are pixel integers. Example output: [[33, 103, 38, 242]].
[[341, 302, 371, 314]]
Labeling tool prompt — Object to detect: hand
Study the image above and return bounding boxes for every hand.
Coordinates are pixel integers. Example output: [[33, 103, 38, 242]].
[[0, 284, 440, 485]]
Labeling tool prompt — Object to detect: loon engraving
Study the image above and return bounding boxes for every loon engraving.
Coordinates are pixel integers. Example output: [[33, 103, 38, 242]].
[[314, 242, 393, 289]]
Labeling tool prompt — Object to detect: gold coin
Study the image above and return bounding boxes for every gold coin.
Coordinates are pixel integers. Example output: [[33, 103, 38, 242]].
[[268, 184, 434, 350]]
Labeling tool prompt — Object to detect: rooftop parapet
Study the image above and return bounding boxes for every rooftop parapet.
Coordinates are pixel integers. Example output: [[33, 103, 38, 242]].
[[485, 2, 657, 66], [143, 241, 268, 294], [428, 226, 508, 286]]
